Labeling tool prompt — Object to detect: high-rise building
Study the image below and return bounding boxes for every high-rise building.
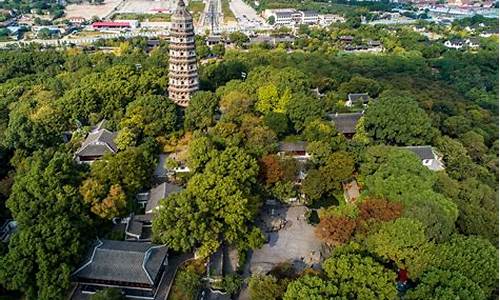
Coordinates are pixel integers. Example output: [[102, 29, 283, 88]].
[[168, 0, 198, 107]]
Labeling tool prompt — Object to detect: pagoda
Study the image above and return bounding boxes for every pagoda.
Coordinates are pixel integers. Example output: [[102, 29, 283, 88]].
[[168, 0, 198, 107]]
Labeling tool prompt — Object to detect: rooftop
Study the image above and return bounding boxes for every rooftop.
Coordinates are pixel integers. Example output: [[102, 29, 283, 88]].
[[146, 182, 183, 214], [402, 145, 436, 160], [75, 120, 117, 159], [278, 141, 307, 152], [331, 112, 363, 134], [73, 239, 167, 285]]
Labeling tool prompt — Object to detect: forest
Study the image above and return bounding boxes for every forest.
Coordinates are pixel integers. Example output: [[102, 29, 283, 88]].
[[0, 19, 498, 300]]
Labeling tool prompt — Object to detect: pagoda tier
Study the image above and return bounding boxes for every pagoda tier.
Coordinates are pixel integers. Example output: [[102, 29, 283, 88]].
[[167, 0, 199, 107]]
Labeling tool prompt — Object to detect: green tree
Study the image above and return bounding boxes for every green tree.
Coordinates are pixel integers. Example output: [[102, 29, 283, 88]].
[[433, 235, 498, 296], [365, 218, 433, 279], [249, 274, 286, 300], [153, 147, 262, 256], [405, 268, 486, 300], [364, 93, 434, 145], [184, 91, 218, 131], [285, 93, 323, 132], [91, 288, 125, 300], [176, 267, 202, 299], [302, 169, 326, 203], [283, 275, 337, 300], [0, 151, 94, 300], [228, 31, 249, 48], [120, 94, 178, 139], [322, 253, 397, 300], [320, 151, 355, 191]]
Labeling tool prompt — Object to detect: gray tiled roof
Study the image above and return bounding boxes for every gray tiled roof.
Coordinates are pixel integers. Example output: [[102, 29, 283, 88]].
[[348, 93, 370, 103], [402, 145, 435, 160], [146, 182, 183, 213], [73, 239, 167, 285], [75, 121, 117, 158], [278, 141, 307, 152], [331, 112, 363, 134]]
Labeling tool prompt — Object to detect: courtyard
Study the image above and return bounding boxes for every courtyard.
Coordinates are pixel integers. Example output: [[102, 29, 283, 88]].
[[249, 204, 324, 274]]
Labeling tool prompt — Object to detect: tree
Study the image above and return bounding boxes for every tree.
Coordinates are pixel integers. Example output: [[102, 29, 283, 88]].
[[223, 274, 243, 295], [80, 147, 155, 219], [91, 288, 125, 300], [285, 93, 323, 132], [403, 191, 458, 242], [405, 268, 486, 300], [433, 235, 498, 296], [338, 76, 382, 98], [357, 198, 403, 223], [248, 274, 285, 300], [364, 218, 433, 279], [454, 178, 498, 245], [228, 31, 249, 48], [153, 147, 262, 256], [363, 93, 434, 145], [363, 148, 436, 202], [175, 267, 202, 299], [120, 94, 178, 140], [301, 169, 326, 203], [315, 215, 357, 246], [184, 91, 218, 131], [259, 154, 284, 185], [322, 253, 397, 300], [263, 112, 290, 137], [283, 275, 337, 300], [319, 151, 354, 191], [0, 151, 94, 300]]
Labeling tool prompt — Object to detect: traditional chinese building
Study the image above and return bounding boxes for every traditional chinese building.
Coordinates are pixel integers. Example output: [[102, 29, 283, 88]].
[[168, 0, 198, 107]]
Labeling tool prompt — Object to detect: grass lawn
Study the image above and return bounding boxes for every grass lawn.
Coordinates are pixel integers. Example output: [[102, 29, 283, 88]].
[[113, 13, 171, 22], [221, 0, 236, 23], [188, 0, 205, 22]]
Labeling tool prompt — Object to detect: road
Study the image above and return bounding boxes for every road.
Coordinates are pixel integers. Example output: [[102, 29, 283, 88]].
[[200, 0, 223, 33], [0, 30, 169, 48], [229, 0, 269, 31]]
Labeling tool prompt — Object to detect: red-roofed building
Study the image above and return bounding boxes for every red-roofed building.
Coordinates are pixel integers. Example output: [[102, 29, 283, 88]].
[[91, 21, 131, 29]]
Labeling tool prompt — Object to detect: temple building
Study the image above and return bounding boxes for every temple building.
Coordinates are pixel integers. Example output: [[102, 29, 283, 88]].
[[168, 0, 198, 107]]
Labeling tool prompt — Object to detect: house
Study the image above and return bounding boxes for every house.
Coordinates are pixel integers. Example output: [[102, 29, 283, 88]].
[[444, 38, 465, 49], [331, 112, 364, 138], [127, 182, 183, 241], [402, 145, 445, 171], [318, 14, 344, 26], [466, 37, 480, 49], [72, 239, 168, 299], [300, 10, 319, 24], [346, 93, 370, 107], [278, 141, 309, 160], [91, 21, 133, 30], [338, 35, 354, 43], [67, 16, 86, 25], [206, 35, 222, 46], [75, 120, 117, 163], [143, 182, 183, 214]]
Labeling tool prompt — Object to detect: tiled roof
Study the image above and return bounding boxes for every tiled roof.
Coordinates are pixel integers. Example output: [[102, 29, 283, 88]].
[[73, 239, 167, 285], [278, 141, 307, 152], [402, 145, 435, 160], [146, 182, 183, 213], [331, 112, 363, 134], [348, 93, 370, 103], [75, 120, 117, 158]]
